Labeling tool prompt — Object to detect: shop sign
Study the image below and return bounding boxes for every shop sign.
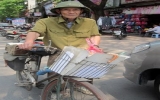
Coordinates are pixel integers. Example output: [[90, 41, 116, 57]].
[[90, 0, 102, 5], [12, 18, 26, 26], [121, 0, 156, 4], [6, 18, 12, 21], [105, 0, 120, 8], [123, 5, 160, 14]]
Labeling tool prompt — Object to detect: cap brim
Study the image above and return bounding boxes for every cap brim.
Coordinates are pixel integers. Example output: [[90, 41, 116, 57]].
[[50, 7, 91, 14]]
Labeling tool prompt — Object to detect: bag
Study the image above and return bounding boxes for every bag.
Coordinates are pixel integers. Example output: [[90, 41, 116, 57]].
[[5, 43, 28, 56], [3, 52, 27, 71], [4, 43, 28, 71], [86, 38, 103, 55]]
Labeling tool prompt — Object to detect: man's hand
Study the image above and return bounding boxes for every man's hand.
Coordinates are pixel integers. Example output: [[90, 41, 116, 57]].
[[18, 41, 35, 50], [18, 32, 40, 50]]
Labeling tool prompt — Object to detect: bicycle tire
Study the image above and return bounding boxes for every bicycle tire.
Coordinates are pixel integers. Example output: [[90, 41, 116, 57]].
[[41, 78, 107, 100]]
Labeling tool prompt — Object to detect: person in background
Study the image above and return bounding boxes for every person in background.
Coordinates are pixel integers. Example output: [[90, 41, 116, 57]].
[[18, 1, 101, 84], [97, 15, 103, 32], [102, 11, 112, 30], [145, 24, 160, 37], [101, 11, 116, 30], [109, 14, 116, 26]]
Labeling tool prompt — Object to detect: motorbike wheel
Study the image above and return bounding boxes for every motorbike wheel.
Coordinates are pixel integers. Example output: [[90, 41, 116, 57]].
[[1, 32, 7, 37], [16, 36, 22, 42], [123, 34, 127, 38], [118, 34, 123, 40], [6, 36, 14, 40], [154, 75, 160, 99]]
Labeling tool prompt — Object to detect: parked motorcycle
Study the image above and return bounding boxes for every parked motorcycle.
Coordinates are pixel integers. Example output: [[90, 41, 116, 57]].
[[0, 29, 7, 37], [5, 30, 19, 40], [112, 21, 127, 40], [13, 31, 28, 42]]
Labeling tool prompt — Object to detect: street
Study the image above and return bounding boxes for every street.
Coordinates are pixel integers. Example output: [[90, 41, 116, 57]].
[[0, 34, 159, 100]]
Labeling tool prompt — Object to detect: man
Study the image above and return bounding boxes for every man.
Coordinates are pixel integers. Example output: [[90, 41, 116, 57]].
[[18, 1, 101, 79], [101, 11, 116, 30], [145, 24, 160, 37], [97, 15, 103, 32]]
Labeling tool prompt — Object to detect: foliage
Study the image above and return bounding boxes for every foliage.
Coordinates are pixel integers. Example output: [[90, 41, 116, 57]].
[[0, 0, 26, 21]]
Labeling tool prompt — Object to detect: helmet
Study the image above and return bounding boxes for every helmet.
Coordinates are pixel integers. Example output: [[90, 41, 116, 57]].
[[51, 1, 91, 15]]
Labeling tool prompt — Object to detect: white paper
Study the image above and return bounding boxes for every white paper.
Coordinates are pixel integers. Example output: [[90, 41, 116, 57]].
[[49, 51, 74, 73]]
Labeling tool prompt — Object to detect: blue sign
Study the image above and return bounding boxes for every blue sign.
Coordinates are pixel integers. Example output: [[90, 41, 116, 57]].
[[6, 18, 12, 21]]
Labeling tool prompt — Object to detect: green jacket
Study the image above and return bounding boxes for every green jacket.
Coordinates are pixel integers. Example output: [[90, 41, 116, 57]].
[[30, 16, 101, 49]]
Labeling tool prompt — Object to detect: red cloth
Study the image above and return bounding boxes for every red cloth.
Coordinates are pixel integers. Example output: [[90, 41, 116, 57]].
[[86, 38, 103, 54]]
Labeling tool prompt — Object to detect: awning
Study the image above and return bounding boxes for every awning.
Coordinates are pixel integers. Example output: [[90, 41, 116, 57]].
[[121, 0, 155, 4], [123, 5, 160, 14]]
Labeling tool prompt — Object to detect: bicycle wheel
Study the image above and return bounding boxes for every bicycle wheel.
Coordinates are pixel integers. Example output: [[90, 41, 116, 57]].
[[41, 78, 107, 100]]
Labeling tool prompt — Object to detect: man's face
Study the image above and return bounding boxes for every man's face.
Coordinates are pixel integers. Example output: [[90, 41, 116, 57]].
[[60, 7, 83, 20]]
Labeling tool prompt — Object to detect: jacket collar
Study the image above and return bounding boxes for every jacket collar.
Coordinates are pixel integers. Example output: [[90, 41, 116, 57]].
[[57, 16, 82, 24]]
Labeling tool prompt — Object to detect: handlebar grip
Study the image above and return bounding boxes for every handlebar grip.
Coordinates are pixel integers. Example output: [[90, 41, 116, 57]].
[[29, 46, 59, 55]]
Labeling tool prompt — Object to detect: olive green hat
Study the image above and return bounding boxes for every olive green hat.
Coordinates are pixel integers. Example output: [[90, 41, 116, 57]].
[[51, 1, 91, 14]]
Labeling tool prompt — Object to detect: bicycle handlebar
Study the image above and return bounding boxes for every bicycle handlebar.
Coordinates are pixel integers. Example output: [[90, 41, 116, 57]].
[[29, 46, 60, 56], [5, 43, 60, 56]]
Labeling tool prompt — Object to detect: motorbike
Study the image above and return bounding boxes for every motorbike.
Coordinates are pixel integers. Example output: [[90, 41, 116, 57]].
[[13, 31, 28, 42], [112, 21, 127, 40], [5, 30, 19, 40]]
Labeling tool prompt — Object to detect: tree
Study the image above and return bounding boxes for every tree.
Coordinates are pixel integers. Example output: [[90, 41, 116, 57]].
[[0, 0, 26, 21]]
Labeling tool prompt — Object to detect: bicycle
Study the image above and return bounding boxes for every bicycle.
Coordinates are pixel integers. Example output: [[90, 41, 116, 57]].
[[4, 43, 124, 100]]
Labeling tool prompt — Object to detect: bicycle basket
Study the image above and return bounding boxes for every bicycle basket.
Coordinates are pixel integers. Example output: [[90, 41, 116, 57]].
[[49, 46, 125, 79]]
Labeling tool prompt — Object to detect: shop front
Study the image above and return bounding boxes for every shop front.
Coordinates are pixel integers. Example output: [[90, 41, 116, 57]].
[[102, 0, 160, 35], [122, 5, 160, 35], [119, 0, 160, 34]]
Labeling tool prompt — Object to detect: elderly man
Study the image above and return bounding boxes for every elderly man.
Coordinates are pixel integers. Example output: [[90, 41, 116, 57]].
[[18, 1, 101, 82]]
